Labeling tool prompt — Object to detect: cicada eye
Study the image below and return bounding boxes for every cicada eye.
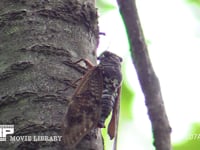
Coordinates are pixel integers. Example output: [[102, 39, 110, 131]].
[[97, 54, 103, 60], [97, 51, 110, 60], [118, 57, 123, 62], [97, 53, 104, 60]]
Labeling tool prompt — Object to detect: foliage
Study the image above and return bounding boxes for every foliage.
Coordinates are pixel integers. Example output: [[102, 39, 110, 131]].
[[173, 123, 200, 150], [120, 79, 135, 120], [96, 0, 116, 14], [187, 0, 200, 6]]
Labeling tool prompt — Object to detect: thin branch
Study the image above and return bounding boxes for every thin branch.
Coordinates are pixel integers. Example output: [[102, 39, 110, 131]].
[[116, 0, 171, 150]]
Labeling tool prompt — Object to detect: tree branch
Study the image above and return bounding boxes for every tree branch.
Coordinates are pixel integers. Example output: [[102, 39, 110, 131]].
[[116, 0, 171, 150]]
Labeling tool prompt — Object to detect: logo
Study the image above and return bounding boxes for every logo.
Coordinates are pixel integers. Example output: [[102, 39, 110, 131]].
[[0, 125, 14, 141], [0, 124, 62, 142]]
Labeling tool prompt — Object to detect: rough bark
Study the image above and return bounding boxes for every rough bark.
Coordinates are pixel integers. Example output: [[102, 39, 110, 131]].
[[0, 0, 102, 149], [116, 0, 172, 150]]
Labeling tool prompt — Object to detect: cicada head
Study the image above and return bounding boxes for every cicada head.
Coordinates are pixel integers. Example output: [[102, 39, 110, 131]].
[[97, 51, 122, 68]]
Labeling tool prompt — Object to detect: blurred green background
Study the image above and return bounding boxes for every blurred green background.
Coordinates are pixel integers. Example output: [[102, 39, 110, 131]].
[[96, 0, 200, 149]]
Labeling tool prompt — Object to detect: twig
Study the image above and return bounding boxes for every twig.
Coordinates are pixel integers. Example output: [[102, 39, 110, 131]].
[[116, 0, 172, 150]]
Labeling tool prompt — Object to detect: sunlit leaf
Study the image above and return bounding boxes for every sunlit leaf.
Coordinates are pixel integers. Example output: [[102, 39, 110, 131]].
[[187, 0, 200, 6], [173, 123, 200, 150], [120, 80, 135, 120], [96, 0, 116, 14]]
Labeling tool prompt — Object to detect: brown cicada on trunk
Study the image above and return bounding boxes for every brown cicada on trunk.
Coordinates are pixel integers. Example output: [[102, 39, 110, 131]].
[[62, 51, 122, 149]]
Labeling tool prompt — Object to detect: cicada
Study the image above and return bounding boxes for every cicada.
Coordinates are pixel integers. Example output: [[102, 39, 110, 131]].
[[62, 51, 122, 149]]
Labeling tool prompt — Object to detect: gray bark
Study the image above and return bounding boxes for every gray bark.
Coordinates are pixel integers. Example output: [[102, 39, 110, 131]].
[[0, 0, 102, 149]]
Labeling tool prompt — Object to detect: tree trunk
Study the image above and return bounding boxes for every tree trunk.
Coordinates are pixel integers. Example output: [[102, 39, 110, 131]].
[[0, 0, 102, 149]]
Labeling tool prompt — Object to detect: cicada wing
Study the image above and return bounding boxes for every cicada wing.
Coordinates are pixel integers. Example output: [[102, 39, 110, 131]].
[[108, 87, 121, 150], [62, 67, 103, 149]]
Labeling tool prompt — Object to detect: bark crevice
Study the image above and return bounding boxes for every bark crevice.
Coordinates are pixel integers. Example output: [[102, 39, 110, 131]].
[[0, 61, 33, 81]]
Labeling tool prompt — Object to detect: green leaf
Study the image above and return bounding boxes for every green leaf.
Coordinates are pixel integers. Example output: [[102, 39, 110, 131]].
[[120, 80, 135, 120], [96, 0, 116, 14], [187, 0, 200, 6], [173, 123, 200, 150]]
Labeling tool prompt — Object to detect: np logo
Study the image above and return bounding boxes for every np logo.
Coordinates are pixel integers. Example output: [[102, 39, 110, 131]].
[[0, 125, 14, 141]]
